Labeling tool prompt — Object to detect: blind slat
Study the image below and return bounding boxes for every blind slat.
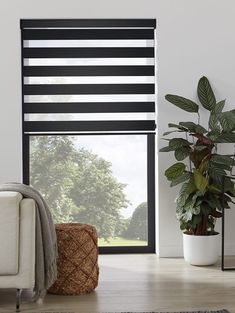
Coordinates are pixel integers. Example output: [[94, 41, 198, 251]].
[[23, 29, 154, 40], [21, 19, 156, 29], [23, 47, 154, 58], [24, 121, 156, 132], [23, 66, 154, 77], [23, 84, 154, 95], [24, 102, 155, 113]]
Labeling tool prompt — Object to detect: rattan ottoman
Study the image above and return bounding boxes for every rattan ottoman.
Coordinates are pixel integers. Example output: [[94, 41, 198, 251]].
[[48, 223, 99, 295]]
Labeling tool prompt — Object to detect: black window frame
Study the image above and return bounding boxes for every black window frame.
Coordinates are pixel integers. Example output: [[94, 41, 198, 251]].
[[21, 19, 156, 254]]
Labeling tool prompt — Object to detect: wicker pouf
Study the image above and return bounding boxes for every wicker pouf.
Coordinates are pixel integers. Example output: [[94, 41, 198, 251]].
[[48, 223, 99, 295]]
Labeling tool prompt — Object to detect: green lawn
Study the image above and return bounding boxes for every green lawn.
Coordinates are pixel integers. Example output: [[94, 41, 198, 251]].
[[98, 237, 147, 247]]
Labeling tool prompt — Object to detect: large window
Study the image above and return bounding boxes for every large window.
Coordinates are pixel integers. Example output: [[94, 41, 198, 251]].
[[21, 19, 156, 253]]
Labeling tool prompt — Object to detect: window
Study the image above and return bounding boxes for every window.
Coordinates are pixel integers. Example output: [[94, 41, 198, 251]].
[[21, 19, 156, 253]]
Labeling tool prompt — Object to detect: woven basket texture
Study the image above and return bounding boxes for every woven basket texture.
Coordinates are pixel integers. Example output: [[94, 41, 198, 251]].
[[48, 223, 99, 295]]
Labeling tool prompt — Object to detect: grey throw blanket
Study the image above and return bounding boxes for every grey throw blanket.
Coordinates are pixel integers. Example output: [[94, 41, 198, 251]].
[[0, 183, 57, 300]]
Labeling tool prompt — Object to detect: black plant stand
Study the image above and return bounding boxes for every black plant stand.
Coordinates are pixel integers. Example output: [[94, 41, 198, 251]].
[[221, 175, 235, 271]]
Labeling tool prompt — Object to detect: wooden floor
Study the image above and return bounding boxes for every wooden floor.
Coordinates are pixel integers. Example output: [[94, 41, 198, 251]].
[[1, 255, 235, 313]]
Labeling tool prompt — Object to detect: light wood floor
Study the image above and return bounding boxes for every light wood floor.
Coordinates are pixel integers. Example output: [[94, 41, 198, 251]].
[[1, 255, 235, 313]]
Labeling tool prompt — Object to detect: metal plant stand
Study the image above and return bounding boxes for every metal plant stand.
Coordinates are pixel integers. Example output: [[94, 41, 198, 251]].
[[221, 175, 235, 271]]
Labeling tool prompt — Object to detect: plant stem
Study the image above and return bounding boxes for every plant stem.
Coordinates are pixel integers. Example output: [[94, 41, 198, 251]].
[[231, 145, 235, 175], [186, 132, 192, 171], [202, 214, 208, 235], [195, 214, 208, 235], [197, 112, 200, 124]]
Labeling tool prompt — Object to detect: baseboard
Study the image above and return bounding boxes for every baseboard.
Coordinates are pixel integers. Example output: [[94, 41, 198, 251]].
[[158, 244, 183, 257], [224, 243, 235, 256], [159, 243, 235, 258]]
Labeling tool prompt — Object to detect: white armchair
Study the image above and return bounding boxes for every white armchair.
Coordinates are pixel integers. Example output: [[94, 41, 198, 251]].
[[0, 191, 36, 312]]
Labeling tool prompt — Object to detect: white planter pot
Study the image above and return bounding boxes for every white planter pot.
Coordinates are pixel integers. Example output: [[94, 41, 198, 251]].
[[183, 233, 220, 266]]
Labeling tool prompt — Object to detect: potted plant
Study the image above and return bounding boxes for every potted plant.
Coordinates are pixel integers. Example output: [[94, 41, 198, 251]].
[[160, 76, 235, 266]]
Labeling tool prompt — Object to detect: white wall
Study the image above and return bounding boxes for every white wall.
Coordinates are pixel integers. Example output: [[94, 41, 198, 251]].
[[1, 0, 235, 256]]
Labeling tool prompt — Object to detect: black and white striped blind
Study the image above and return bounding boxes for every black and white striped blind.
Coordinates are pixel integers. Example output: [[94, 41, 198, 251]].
[[21, 19, 156, 133]]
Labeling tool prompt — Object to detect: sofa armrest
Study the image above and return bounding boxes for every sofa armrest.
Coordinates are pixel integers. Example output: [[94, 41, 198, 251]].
[[18, 198, 36, 288], [0, 198, 36, 289], [0, 192, 22, 275]]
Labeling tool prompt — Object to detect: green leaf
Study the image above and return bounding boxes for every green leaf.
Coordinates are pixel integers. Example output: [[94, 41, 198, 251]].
[[159, 146, 174, 152], [185, 176, 198, 194], [197, 76, 216, 111], [170, 172, 191, 187], [169, 138, 192, 150], [208, 100, 226, 131], [165, 94, 199, 113], [212, 100, 225, 114], [209, 114, 220, 131], [205, 194, 223, 210], [174, 147, 190, 161], [182, 206, 195, 222], [219, 111, 235, 132], [195, 196, 203, 208], [179, 121, 197, 131], [207, 129, 221, 141], [176, 179, 198, 220], [176, 182, 191, 208], [193, 169, 208, 192], [224, 178, 235, 193], [194, 145, 207, 151], [163, 130, 185, 136], [178, 122, 207, 134], [207, 184, 222, 194], [195, 125, 208, 134], [192, 207, 201, 216], [191, 214, 202, 229], [215, 132, 235, 143], [208, 166, 226, 184], [182, 192, 202, 222], [165, 162, 186, 181], [210, 154, 234, 166], [168, 123, 187, 130], [210, 162, 231, 171], [201, 202, 212, 215], [227, 188, 235, 197], [180, 221, 188, 230]]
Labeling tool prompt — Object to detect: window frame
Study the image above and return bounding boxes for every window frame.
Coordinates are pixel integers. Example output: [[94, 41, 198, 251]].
[[21, 19, 156, 254]]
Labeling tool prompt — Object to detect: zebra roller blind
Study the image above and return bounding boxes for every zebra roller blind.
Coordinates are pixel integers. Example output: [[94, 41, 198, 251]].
[[21, 19, 156, 133]]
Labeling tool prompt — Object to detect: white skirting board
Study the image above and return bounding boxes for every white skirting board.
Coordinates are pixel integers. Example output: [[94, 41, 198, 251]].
[[158, 243, 235, 258]]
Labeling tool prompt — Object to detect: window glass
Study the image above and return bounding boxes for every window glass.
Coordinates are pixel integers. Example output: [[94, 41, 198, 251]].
[[30, 135, 148, 247]]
